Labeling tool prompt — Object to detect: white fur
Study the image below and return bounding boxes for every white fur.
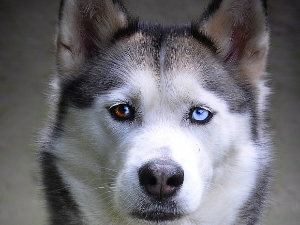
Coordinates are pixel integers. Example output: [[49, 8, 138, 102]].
[[49, 67, 260, 224]]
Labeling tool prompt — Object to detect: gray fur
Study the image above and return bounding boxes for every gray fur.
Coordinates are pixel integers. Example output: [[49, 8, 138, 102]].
[[39, 0, 272, 224]]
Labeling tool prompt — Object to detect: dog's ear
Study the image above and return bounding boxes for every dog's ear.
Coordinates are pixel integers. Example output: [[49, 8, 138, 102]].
[[199, 0, 269, 82], [56, 0, 129, 73]]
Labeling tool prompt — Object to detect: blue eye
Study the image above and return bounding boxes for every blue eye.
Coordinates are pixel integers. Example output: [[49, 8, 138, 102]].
[[190, 107, 212, 124]]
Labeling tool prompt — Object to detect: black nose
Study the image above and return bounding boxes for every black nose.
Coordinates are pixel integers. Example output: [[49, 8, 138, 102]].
[[138, 159, 184, 200]]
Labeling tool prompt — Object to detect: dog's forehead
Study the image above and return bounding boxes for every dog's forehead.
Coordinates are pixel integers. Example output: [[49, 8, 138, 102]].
[[110, 29, 251, 112], [164, 36, 218, 71], [112, 27, 219, 74], [111, 30, 220, 84], [111, 32, 160, 73]]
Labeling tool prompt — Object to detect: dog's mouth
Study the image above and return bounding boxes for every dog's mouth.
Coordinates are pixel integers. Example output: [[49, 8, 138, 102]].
[[131, 201, 183, 222], [132, 210, 182, 222]]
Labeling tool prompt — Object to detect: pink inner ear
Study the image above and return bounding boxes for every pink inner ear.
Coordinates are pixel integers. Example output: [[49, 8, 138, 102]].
[[224, 23, 251, 63]]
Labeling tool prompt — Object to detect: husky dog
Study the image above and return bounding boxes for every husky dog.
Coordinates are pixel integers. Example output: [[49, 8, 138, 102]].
[[39, 0, 272, 224]]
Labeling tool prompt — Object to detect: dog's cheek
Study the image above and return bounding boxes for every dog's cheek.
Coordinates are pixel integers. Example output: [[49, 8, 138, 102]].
[[196, 111, 243, 165]]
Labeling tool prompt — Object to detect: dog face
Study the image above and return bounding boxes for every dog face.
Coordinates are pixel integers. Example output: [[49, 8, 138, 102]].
[[42, 0, 270, 224]]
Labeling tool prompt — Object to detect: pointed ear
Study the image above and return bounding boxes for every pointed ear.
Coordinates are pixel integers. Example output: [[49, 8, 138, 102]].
[[56, 0, 129, 73], [199, 0, 269, 82]]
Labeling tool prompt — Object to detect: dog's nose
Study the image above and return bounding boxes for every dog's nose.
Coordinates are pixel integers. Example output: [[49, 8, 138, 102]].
[[138, 159, 184, 200]]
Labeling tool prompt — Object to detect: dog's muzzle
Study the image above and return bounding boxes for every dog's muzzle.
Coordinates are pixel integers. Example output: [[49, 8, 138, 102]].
[[132, 159, 184, 222]]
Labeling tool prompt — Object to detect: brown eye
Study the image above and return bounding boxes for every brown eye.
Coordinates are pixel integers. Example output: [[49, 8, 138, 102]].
[[109, 104, 134, 121]]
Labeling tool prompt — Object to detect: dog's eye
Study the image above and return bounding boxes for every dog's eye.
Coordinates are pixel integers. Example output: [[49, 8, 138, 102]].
[[109, 104, 134, 121], [190, 107, 212, 124]]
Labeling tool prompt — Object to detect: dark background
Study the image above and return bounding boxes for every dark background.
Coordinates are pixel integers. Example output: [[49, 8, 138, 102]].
[[0, 0, 299, 224]]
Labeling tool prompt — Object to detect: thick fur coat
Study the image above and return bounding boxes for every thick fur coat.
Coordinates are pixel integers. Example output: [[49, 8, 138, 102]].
[[39, 0, 272, 224]]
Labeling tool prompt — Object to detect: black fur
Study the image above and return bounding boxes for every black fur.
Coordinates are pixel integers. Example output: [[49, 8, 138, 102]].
[[58, 0, 65, 21], [190, 22, 218, 54], [199, 0, 223, 23], [261, 0, 269, 19], [112, 18, 139, 42], [40, 151, 84, 225]]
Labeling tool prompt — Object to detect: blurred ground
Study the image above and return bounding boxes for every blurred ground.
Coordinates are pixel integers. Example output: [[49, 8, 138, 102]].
[[0, 0, 299, 224]]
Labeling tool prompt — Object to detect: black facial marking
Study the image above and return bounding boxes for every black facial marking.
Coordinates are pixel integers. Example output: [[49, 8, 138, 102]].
[[199, 0, 223, 23], [112, 19, 139, 42], [261, 0, 269, 19], [190, 22, 218, 54], [58, 0, 65, 21], [40, 151, 84, 225]]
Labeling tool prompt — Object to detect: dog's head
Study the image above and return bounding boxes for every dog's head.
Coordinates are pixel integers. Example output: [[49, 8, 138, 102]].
[[49, 0, 270, 224]]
